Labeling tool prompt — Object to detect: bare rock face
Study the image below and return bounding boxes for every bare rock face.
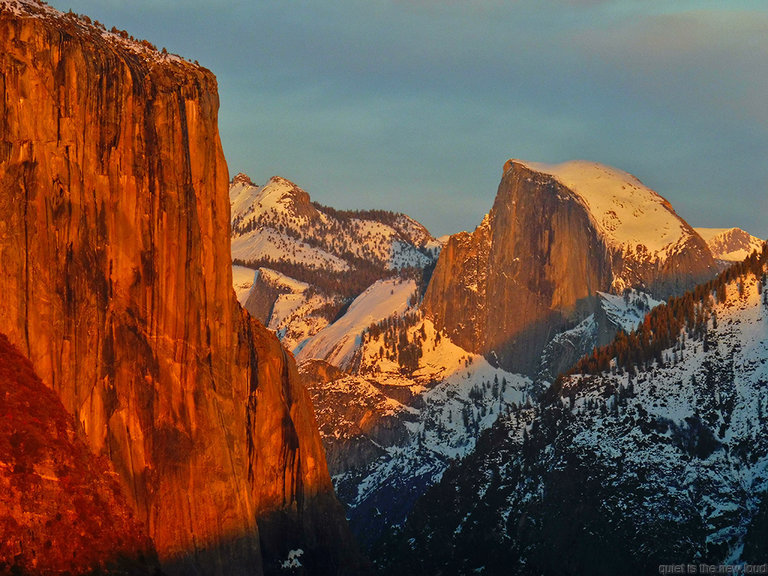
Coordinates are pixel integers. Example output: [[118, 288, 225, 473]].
[[243, 270, 286, 325], [0, 333, 158, 575], [0, 2, 360, 574], [299, 360, 411, 477], [423, 160, 716, 376]]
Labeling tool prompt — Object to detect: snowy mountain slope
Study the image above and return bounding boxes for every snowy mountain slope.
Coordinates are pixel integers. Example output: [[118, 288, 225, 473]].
[[229, 173, 441, 351], [695, 227, 765, 263], [536, 288, 664, 385], [296, 278, 417, 368], [232, 226, 351, 272], [230, 174, 439, 274], [302, 313, 531, 545], [379, 249, 768, 575], [596, 288, 663, 334], [227, 161, 744, 562]]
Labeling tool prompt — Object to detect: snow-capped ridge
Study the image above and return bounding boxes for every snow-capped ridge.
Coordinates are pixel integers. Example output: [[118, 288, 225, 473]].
[[508, 159, 694, 257], [230, 174, 439, 299], [695, 227, 765, 263]]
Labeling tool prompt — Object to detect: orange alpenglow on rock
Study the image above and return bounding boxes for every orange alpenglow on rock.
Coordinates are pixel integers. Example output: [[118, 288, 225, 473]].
[[0, 1, 362, 574], [0, 332, 158, 575]]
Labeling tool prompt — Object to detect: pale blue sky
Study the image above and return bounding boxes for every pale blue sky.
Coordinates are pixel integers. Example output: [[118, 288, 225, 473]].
[[54, 0, 768, 239]]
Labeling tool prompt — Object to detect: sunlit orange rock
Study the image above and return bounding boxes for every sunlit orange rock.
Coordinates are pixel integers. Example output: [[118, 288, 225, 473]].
[[0, 333, 158, 575], [0, 2, 361, 574]]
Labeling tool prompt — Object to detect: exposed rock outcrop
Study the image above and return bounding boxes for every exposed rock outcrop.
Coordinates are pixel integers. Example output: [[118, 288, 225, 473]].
[[0, 2, 361, 574], [423, 160, 716, 375], [299, 360, 389, 476], [0, 333, 158, 575]]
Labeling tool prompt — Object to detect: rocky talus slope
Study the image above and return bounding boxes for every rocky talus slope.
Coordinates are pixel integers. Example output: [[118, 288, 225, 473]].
[[0, 333, 158, 575]]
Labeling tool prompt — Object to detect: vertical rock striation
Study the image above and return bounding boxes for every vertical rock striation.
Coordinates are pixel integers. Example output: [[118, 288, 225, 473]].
[[0, 332, 158, 575], [423, 160, 716, 376], [0, 2, 359, 574]]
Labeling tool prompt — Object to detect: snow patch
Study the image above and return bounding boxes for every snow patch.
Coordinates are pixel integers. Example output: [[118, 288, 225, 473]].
[[279, 549, 303, 570], [297, 278, 417, 368], [514, 159, 691, 257]]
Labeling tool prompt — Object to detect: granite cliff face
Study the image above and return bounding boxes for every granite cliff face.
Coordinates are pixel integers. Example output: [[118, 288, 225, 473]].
[[0, 2, 359, 574], [423, 160, 716, 375], [0, 333, 158, 575]]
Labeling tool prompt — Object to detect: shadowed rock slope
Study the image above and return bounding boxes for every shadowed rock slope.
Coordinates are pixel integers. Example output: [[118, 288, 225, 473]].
[[0, 1, 362, 574]]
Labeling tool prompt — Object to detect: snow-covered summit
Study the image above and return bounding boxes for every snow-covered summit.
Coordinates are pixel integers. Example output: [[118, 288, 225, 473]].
[[695, 227, 765, 263], [229, 173, 439, 275], [509, 159, 696, 257]]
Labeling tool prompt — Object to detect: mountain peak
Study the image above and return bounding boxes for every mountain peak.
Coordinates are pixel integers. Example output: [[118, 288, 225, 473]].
[[505, 159, 695, 258], [694, 227, 765, 262], [231, 172, 254, 186], [424, 158, 716, 374], [258, 176, 313, 215]]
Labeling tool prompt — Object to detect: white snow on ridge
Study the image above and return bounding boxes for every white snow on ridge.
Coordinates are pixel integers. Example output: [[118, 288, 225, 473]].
[[232, 265, 257, 305], [297, 278, 416, 368], [695, 227, 765, 262], [516, 160, 690, 256], [258, 267, 310, 293], [230, 174, 438, 272], [231, 228, 349, 272], [230, 176, 309, 227], [251, 177, 305, 215], [229, 179, 261, 223]]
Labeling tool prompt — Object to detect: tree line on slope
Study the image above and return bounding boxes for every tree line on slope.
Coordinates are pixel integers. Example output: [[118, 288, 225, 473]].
[[233, 256, 398, 299], [569, 243, 768, 378]]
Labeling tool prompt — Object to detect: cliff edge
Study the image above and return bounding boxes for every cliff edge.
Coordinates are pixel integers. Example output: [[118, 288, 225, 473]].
[[0, 1, 360, 574]]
